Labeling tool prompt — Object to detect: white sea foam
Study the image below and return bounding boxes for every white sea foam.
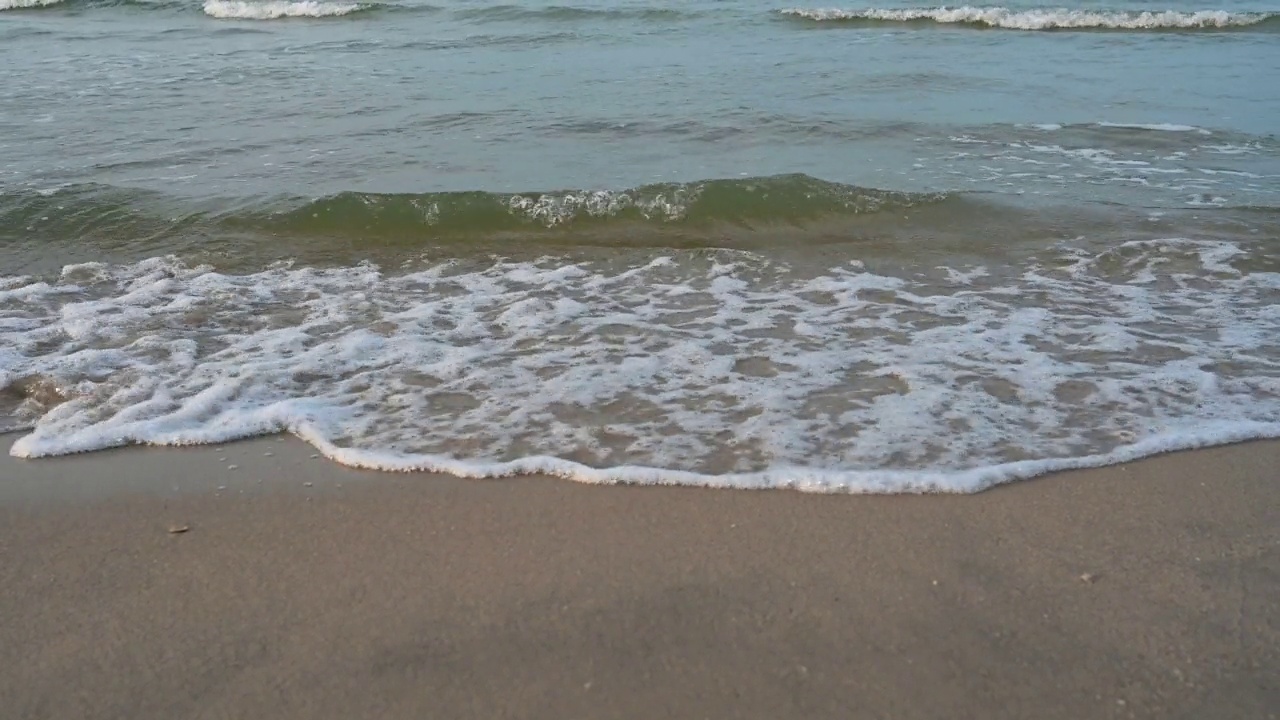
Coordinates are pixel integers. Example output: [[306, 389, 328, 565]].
[[3, 239, 1278, 493], [0, 0, 63, 9], [779, 7, 1275, 30], [202, 0, 364, 19], [506, 188, 697, 226], [1097, 122, 1211, 134]]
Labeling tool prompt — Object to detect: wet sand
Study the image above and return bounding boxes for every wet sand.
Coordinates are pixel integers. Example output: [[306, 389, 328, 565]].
[[2, 435, 1278, 720]]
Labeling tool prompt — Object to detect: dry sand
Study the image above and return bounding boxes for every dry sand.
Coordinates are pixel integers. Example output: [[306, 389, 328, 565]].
[[2, 435, 1277, 720]]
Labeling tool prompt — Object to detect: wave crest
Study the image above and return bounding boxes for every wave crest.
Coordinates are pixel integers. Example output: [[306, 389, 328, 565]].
[[0, 0, 64, 9], [202, 0, 367, 19], [779, 6, 1278, 30], [256, 175, 949, 237]]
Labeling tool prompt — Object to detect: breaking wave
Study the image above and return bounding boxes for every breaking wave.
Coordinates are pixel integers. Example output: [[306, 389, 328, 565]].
[[2, 176, 952, 251], [260, 175, 947, 235], [779, 6, 1280, 30], [0, 0, 64, 9], [202, 0, 369, 19]]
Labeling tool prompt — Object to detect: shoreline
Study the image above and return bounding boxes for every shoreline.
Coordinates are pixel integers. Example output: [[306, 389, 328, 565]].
[[3, 436, 1278, 718], [7, 426, 1280, 498]]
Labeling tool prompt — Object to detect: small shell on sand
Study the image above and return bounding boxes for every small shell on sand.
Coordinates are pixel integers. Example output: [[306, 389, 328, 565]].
[[167, 524, 190, 534]]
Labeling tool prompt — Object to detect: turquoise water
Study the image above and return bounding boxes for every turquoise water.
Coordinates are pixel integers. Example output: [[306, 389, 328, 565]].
[[2, 1, 1278, 490]]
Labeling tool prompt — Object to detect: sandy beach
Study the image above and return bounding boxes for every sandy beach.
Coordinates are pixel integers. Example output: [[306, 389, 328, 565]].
[[6, 1, 1279, 718], [2, 435, 1277, 719]]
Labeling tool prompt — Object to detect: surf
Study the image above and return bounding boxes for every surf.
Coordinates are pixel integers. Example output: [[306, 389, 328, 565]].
[[779, 6, 1280, 31], [202, 0, 370, 19]]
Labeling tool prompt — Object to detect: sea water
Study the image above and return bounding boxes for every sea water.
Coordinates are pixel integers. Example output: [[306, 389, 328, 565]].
[[2, 0, 1278, 491]]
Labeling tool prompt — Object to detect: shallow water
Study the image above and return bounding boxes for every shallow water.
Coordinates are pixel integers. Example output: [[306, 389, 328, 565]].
[[2, 0, 1278, 490]]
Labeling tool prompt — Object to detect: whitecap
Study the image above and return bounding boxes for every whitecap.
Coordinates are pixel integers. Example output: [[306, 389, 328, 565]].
[[779, 7, 1275, 30], [202, 0, 365, 19], [0, 0, 64, 10]]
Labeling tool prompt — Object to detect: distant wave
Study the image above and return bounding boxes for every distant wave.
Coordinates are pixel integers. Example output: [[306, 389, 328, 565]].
[[454, 4, 693, 23], [1095, 122, 1211, 133], [202, 0, 369, 19], [779, 7, 1280, 30], [0, 0, 64, 10]]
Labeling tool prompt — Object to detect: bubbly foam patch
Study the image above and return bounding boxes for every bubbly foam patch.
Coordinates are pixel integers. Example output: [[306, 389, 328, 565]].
[[3, 239, 1278, 493], [0, 0, 64, 9], [202, 0, 364, 19], [779, 7, 1276, 30], [505, 189, 694, 226]]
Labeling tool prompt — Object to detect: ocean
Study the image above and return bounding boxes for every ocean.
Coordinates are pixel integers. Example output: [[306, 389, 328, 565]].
[[1, 0, 1278, 491]]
